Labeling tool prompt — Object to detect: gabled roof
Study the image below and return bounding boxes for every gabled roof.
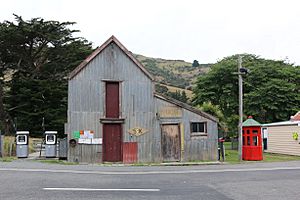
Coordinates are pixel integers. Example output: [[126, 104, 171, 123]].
[[69, 35, 154, 80], [154, 93, 218, 123], [242, 116, 261, 127]]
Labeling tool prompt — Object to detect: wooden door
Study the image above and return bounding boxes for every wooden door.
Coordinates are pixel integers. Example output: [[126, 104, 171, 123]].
[[103, 124, 122, 162], [161, 124, 180, 162], [106, 82, 119, 118]]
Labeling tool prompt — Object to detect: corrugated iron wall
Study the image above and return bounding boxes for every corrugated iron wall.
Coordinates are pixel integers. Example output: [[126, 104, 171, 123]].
[[67, 41, 218, 163], [123, 142, 138, 164], [154, 98, 218, 162], [67, 42, 156, 163]]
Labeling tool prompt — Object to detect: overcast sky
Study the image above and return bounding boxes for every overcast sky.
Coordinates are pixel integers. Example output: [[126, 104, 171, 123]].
[[1, 0, 300, 65]]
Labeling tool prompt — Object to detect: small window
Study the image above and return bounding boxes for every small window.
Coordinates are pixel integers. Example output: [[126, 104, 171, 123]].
[[16, 135, 27, 145], [190, 122, 207, 137], [18, 135, 26, 142], [46, 135, 56, 145]]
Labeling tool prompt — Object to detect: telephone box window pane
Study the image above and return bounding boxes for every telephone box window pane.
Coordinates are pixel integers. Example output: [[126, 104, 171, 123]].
[[253, 130, 258, 135], [253, 136, 258, 146], [247, 136, 251, 145]]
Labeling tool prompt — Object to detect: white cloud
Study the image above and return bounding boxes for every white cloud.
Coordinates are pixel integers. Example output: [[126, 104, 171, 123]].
[[1, 0, 300, 64]]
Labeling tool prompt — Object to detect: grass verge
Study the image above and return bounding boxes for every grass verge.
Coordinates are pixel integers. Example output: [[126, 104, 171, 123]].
[[39, 160, 78, 165], [224, 149, 300, 164], [0, 157, 17, 162]]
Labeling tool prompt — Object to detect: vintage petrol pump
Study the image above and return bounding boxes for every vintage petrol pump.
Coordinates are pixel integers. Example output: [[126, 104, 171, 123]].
[[45, 131, 57, 158], [16, 131, 29, 158]]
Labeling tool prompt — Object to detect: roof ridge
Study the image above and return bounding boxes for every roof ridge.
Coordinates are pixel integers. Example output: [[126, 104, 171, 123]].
[[69, 35, 154, 80]]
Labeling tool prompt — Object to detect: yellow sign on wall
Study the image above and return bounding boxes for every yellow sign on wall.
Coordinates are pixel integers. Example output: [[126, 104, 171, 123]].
[[159, 106, 182, 118], [128, 127, 148, 137], [292, 132, 298, 140]]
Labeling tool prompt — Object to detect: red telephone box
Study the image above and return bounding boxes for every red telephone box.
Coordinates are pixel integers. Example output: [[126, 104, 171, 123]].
[[242, 116, 262, 161]]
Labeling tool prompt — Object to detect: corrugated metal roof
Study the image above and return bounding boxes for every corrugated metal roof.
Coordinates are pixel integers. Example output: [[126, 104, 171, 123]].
[[242, 117, 261, 127], [291, 111, 300, 121], [263, 120, 300, 127], [69, 35, 154, 81], [154, 93, 218, 123]]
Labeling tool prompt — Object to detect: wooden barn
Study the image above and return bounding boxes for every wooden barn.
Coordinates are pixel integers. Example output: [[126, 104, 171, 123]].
[[66, 36, 218, 163]]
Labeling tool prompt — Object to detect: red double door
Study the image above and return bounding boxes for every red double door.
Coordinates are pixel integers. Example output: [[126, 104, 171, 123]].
[[103, 82, 122, 162]]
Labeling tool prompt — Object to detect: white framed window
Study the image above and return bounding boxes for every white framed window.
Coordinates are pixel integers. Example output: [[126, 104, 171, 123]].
[[16, 135, 27, 145], [190, 122, 207, 137], [46, 135, 56, 145]]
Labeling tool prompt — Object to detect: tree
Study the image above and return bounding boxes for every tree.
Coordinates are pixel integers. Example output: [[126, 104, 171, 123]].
[[192, 60, 200, 67], [155, 84, 169, 94], [197, 102, 227, 137], [0, 15, 93, 136], [181, 91, 188, 103], [167, 90, 189, 103], [193, 54, 300, 135]]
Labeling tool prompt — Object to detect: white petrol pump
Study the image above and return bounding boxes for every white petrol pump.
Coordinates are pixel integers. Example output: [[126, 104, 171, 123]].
[[45, 131, 57, 158], [16, 131, 29, 158]]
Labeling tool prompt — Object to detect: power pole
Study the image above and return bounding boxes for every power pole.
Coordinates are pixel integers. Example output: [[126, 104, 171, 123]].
[[238, 56, 243, 161]]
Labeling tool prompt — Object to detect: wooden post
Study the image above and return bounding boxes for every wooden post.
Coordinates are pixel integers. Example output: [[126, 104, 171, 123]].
[[0, 132, 2, 157], [9, 141, 13, 157], [238, 56, 243, 161]]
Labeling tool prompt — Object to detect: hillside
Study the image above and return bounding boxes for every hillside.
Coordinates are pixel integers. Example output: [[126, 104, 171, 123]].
[[135, 54, 211, 89], [158, 83, 193, 99]]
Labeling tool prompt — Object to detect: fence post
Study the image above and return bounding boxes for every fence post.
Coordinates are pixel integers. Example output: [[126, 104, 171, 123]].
[[9, 141, 13, 157], [0, 131, 2, 157]]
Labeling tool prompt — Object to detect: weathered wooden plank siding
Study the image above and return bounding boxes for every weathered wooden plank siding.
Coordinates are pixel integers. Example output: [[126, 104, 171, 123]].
[[154, 97, 218, 162], [68, 42, 155, 163], [265, 125, 300, 156], [182, 110, 218, 161]]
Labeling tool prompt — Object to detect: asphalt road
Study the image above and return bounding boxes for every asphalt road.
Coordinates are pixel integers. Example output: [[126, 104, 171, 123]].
[[1, 160, 300, 200]]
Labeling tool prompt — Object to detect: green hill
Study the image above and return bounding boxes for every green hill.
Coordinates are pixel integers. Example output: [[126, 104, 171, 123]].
[[135, 54, 211, 89]]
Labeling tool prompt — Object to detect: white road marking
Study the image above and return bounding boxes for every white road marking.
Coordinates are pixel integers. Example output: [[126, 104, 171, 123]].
[[43, 188, 160, 192], [1, 166, 300, 175]]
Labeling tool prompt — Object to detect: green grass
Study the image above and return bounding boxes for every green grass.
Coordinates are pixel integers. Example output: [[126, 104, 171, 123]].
[[224, 149, 241, 164], [0, 156, 17, 162], [3, 136, 16, 157], [224, 142, 232, 150], [39, 160, 78, 165], [263, 153, 300, 162], [1, 136, 39, 157], [223, 141, 300, 164]]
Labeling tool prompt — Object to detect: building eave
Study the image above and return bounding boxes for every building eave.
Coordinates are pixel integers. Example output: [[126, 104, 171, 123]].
[[69, 35, 154, 81], [154, 93, 219, 123]]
